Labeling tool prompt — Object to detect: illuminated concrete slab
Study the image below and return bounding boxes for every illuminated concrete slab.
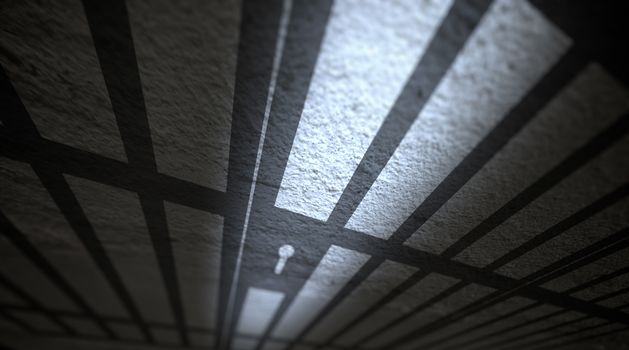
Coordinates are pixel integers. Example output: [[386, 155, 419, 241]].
[[407, 64, 629, 255], [236, 287, 285, 341], [456, 133, 629, 269], [275, 0, 454, 221], [347, 0, 570, 238]]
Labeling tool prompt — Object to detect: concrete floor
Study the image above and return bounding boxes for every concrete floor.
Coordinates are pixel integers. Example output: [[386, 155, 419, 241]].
[[1, 0, 628, 349]]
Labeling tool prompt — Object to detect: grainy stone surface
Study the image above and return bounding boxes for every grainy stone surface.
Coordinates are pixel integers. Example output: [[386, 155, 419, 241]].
[[127, 0, 239, 191], [347, 0, 570, 238], [1, 0, 126, 161], [275, 0, 453, 221], [1, 0, 628, 349]]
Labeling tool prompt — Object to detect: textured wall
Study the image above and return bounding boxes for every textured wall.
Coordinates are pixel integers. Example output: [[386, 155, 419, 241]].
[[1, 0, 628, 349]]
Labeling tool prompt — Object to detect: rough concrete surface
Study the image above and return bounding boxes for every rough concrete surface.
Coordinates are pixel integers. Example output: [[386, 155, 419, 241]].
[[1, 0, 629, 349]]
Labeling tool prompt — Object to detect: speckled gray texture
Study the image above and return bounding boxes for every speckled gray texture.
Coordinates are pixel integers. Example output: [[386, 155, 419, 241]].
[[67, 175, 173, 324], [454, 133, 629, 268], [543, 246, 629, 302], [0, 157, 128, 317], [1, 0, 629, 349], [399, 296, 537, 349], [127, 0, 239, 191], [334, 273, 460, 346], [347, 0, 571, 238], [275, 0, 453, 221], [165, 201, 223, 330], [0, 0, 126, 161], [271, 245, 370, 340], [304, 260, 418, 342], [495, 195, 628, 278], [0, 234, 78, 311], [493, 310, 600, 347], [438, 303, 566, 349], [406, 64, 629, 254], [366, 283, 496, 349]]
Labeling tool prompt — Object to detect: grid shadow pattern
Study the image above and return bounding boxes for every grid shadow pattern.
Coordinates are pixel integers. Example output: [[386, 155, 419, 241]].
[[1, 0, 629, 349]]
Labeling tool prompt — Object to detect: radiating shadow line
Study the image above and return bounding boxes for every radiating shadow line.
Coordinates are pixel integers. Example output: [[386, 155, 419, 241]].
[[0, 302, 357, 349], [0, 211, 115, 338], [82, 0, 187, 345], [214, 0, 287, 347], [0, 135, 226, 216], [0, 64, 152, 342], [269, 206, 629, 348], [0, 273, 74, 335], [0, 308, 35, 334], [239, 1, 335, 349], [352, 181, 629, 347], [440, 108, 629, 260], [326, 0, 494, 227], [486, 184, 629, 270], [315, 46, 589, 348], [296, 204, 629, 317], [518, 321, 617, 350], [473, 288, 629, 350], [427, 266, 629, 350], [354, 104, 629, 347], [532, 325, 629, 350], [0, 303, 216, 334], [507, 314, 628, 350], [383, 227, 629, 349], [389, 49, 588, 249], [306, 1, 493, 347]]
